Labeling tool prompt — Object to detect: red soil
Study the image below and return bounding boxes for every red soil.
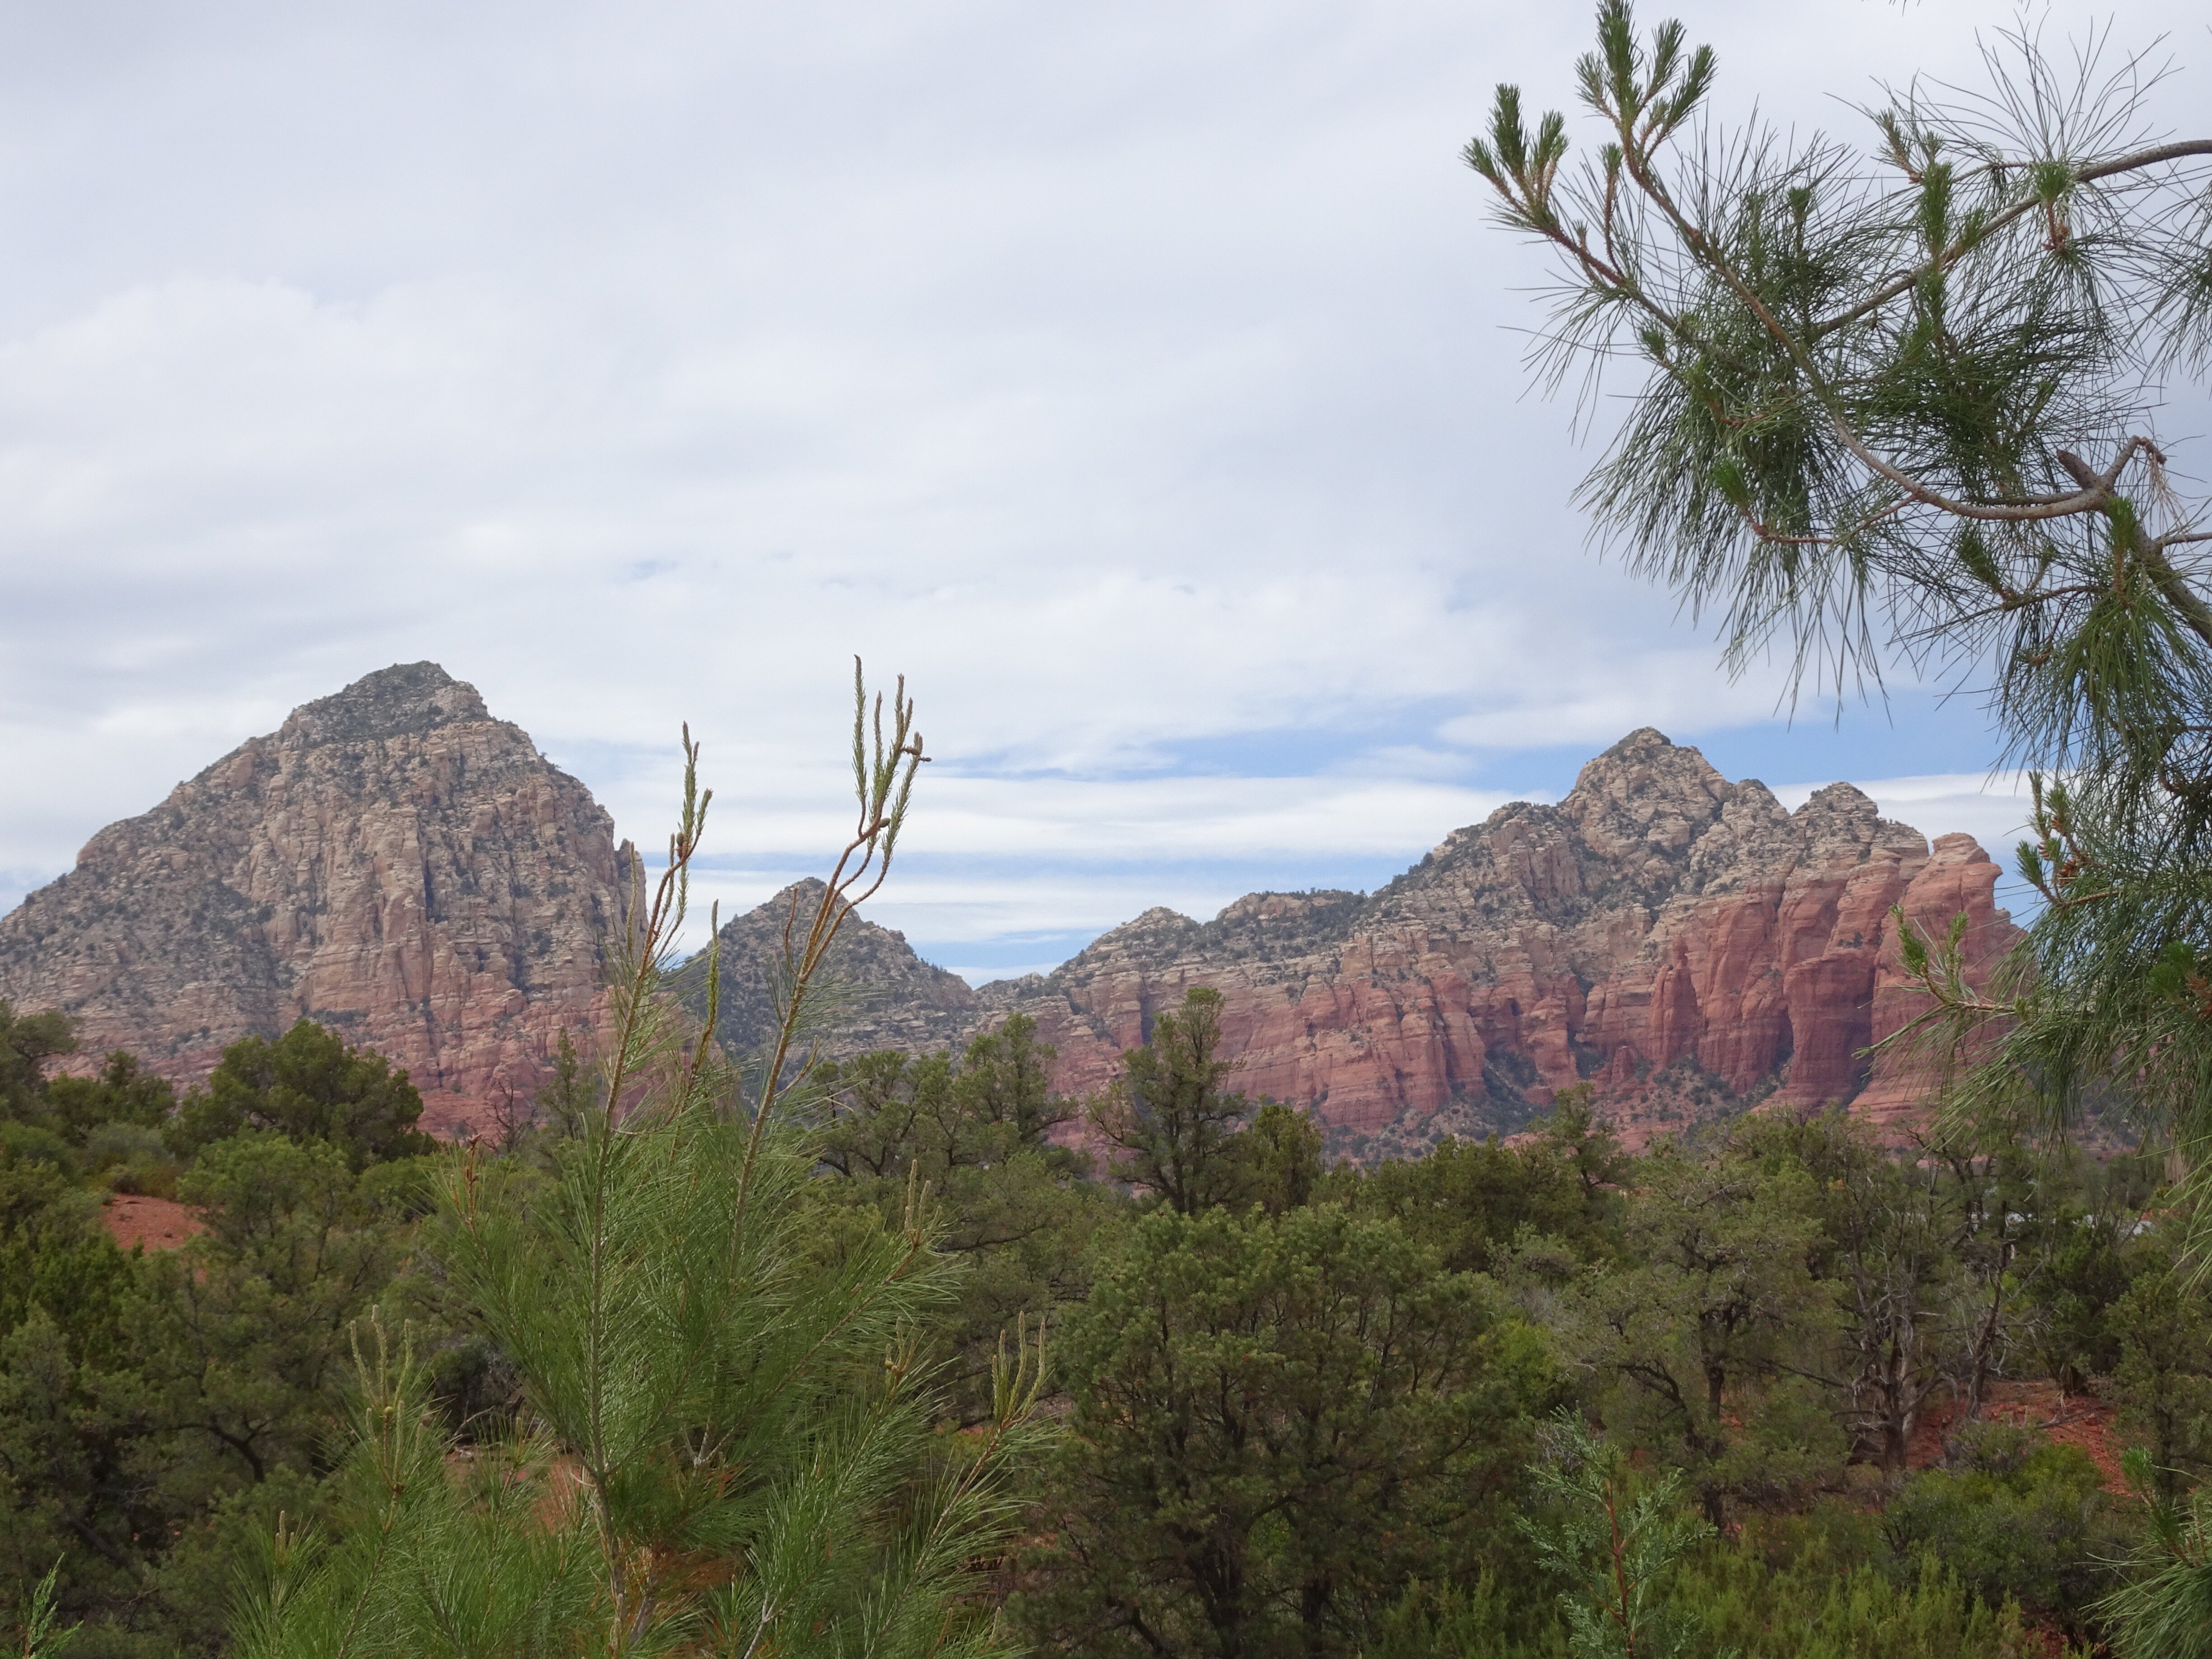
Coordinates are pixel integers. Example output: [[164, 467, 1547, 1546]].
[[1907, 1378, 2129, 1495], [102, 1195, 204, 1253]]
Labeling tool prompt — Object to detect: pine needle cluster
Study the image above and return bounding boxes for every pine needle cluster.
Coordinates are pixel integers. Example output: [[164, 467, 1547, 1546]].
[[1466, 0, 2212, 1230]]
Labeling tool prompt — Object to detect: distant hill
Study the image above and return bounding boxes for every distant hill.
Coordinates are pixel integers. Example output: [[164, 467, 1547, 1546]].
[[1, 672, 2015, 1151], [674, 876, 977, 1064]]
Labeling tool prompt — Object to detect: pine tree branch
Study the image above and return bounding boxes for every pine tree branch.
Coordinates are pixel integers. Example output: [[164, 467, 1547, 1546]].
[[1811, 139, 2212, 340]]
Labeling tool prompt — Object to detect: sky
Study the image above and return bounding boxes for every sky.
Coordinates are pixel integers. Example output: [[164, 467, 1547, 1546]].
[[1, 0, 2206, 983]]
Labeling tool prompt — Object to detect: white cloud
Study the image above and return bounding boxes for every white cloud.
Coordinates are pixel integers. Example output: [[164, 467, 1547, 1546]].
[[0, 0, 2203, 963]]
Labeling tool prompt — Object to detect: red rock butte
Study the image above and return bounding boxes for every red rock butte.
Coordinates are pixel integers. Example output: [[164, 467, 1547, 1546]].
[[697, 729, 2020, 1153], [3, 672, 2014, 1152], [0, 663, 632, 1135]]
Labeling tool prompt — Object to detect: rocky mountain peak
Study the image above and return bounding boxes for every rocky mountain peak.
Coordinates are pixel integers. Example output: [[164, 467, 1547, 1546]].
[[0, 666, 626, 1133], [277, 662, 492, 746], [680, 880, 975, 1059], [1561, 728, 1735, 858], [1065, 907, 1203, 967], [1790, 780, 1929, 866]]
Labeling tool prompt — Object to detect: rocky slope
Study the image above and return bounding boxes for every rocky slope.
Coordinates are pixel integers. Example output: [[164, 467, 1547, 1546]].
[[698, 730, 2018, 1150], [683, 877, 978, 1063], [0, 664, 631, 1133]]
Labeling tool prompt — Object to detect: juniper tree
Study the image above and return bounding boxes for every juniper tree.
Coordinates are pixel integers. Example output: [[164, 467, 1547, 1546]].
[[235, 665, 1050, 1659], [1089, 987, 1256, 1216], [1463, 4, 2212, 1161], [1016, 1202, 1556, 1658]]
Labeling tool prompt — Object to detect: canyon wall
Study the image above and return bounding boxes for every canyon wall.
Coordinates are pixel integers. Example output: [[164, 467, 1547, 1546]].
[[964, 730, 2018, 1149], [708, 729, 2017, 1151]]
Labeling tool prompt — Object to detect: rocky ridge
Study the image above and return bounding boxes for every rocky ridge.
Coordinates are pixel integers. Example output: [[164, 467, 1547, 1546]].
[[0, 664, 631, 1133], [699, 729, 2017, 1150], [1, 676, 2015, 1149], [684, 877, 978, 1063]]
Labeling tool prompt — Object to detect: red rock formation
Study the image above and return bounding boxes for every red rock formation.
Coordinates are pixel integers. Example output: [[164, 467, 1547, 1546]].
[[0, 664, 629, 1133], [1851, 833, 2019, 1134], [2, 693, 2016, 1154], [963, 732, 2020, 1150]]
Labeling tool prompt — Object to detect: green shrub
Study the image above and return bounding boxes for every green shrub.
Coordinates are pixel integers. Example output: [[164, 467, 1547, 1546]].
[[1670, 1542, 2051, 1659], [1359, 1574, 1570, 1658], [82, 1121, 181, 1197], [0, 1121, 78, 1177], [1883, 1423, 2122, 1629], [45, 1051, 175, 1146], [1359, 1524, 2062, 1659]]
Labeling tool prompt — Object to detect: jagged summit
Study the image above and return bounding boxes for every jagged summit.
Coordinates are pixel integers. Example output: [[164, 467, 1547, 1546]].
[[0, 667, 626, 1130], [278, 662, 492, 746]]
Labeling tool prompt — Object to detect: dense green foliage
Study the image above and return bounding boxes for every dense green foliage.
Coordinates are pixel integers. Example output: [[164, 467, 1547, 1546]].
[[985, 989, 2197, 1655], [1019, 1202, 1556, 1654], [7, 973, 2212, 1655], [169, 1021, 437, 1169], [811, 1014, 1106, 1416], [0, 1004, 436, 1658]]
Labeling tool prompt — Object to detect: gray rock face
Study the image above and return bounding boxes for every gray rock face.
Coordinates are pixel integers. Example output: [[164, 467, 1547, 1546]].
[[0, 663, 631, 1129], [681, 878, 976, 1063]]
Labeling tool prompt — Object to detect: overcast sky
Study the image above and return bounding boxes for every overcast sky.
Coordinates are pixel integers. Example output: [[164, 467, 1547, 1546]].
[[2, 0, 2206, 981]]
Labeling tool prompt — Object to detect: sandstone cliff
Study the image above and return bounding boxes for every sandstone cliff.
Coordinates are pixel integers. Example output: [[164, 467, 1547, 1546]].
[[4, 686, 2015, 1151], [694, 730, 2018, 1150], [0, 664, 630, 1133], [969, 731, 2018, 1150]]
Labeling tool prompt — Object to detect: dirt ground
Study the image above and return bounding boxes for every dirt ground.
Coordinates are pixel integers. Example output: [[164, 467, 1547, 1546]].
[[101, 1194, 204, 1253], [1908, 1377, 2129, 1494]]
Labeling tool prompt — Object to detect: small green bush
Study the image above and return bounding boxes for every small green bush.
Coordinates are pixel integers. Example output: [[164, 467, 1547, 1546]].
[[1360, 1524, 2062, 1659], [1359, 1574, 1570, 1658], [81, 1120, 182, 1197], [1670, 1542, 2048, 1659], [1883, 1423, 2122, 1629], [0, 1120, 79, 1176]]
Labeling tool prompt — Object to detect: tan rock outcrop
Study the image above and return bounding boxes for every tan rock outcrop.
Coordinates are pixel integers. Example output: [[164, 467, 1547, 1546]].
[[0, 663, 629, 1133]]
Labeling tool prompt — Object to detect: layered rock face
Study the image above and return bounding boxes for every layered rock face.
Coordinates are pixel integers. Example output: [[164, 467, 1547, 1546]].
[[960, 731, 2016, 1148], [3, 690, 2012, 1150], [720, 729, 2014, 1150], [0, 664, 630, 1131]]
